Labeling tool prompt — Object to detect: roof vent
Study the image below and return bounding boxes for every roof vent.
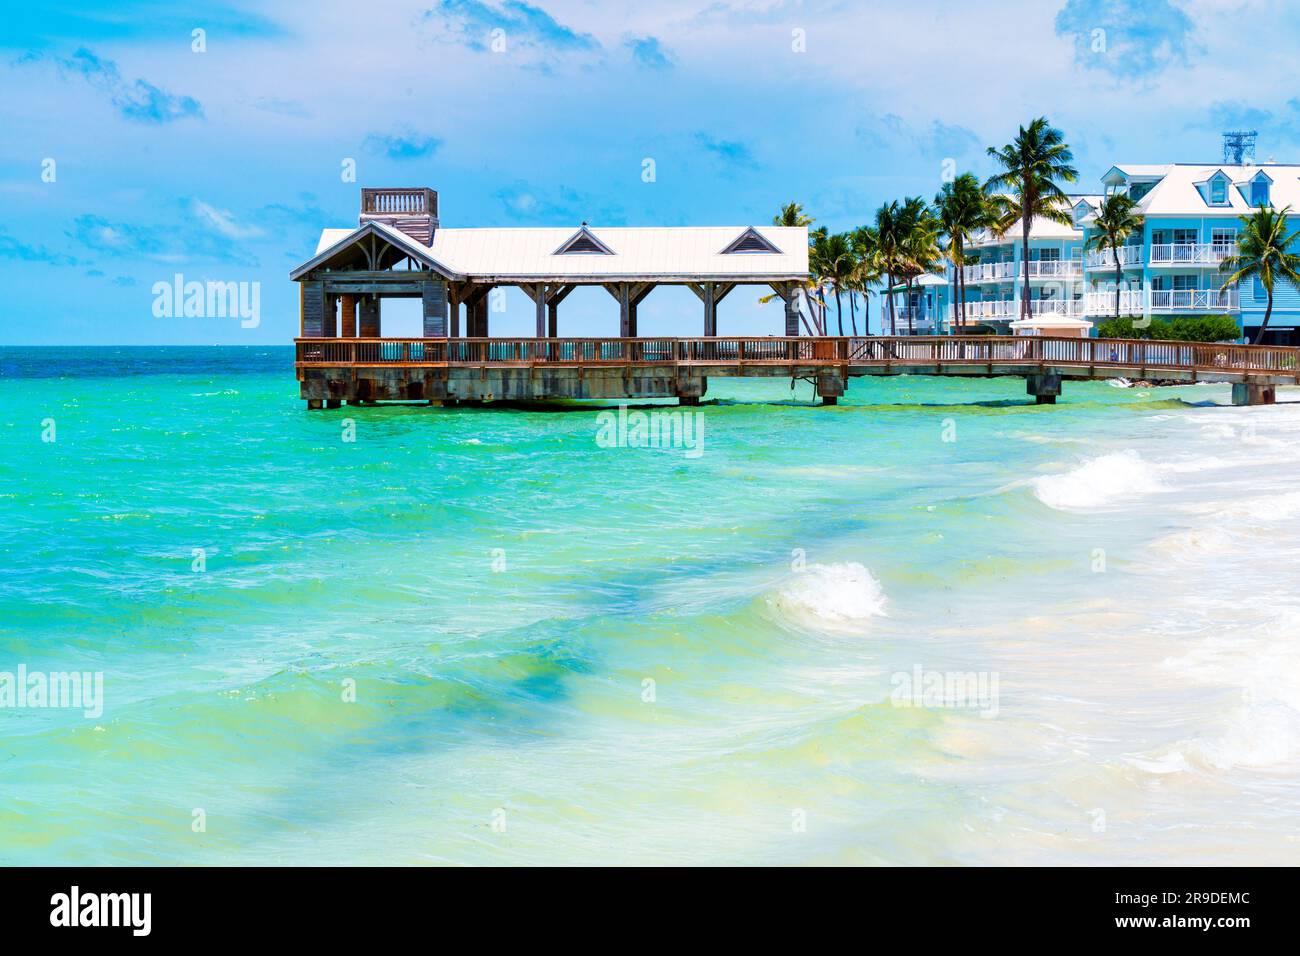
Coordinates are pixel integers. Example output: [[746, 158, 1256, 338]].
[[554, 226, 614, 255], [721, 226, 781, 255]]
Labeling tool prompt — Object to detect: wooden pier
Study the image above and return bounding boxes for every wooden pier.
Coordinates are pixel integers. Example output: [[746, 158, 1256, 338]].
[[295, 334, 1300, 407]]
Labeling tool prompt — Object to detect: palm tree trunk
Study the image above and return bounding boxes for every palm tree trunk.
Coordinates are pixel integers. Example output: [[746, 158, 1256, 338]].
[[956, 238, 966, 331], [849, 291, 858, 336], [1256, 287, 1274, 345], [907, 279, 916, 334], [887, 270, 896, 334], [834, 289, 844, 336], [1021, 212, 1032, 324], [1114, 243, 1122, 321]]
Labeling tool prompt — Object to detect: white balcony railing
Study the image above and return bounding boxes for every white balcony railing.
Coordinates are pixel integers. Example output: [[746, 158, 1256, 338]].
[[1150, 289, 1237, 311], [1084, 246, 1144, 270], [961, 260, 1083, 283], [1148, 243, 1235, 266], [1026, 259, 1082, 279], [1083, 289, 1239, 315], [948, 299, 1085, 321], [961, 261, 1017, 283], [882, 308, 937, 333]]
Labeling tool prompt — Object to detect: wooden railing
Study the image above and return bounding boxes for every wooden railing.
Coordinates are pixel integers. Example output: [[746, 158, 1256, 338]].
[[360, 187, 437, 217], [295, 336, 1300, 379]]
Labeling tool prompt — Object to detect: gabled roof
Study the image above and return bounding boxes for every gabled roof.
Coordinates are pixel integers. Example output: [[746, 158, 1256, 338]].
[[291, 220, 462, 281], [720, 226, 783, 254], [297, 224, 809, 282], [553, 225, 615, 255], [1129, 163, 1299, 215]]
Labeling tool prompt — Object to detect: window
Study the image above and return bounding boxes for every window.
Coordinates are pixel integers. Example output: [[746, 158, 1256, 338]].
[[1254, 277, 1266, 301], [1212, 228, 1236, 247], [1251, 178, 1270, 207], [1172, 275, 1196, 291], [1210, 177, 1227, 204]]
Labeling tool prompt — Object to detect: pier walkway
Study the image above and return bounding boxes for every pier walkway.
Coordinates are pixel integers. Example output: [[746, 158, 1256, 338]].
[[295, 334, 1300, 407]]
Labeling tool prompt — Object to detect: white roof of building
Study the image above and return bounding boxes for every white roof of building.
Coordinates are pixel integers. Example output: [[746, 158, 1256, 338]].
[[305, 222, 809, 282], [969, 216, 1081, 244], [1128, 163, 1300, 215], [1009, 315, 1094, 330], [1107, 164, 1172, 180]]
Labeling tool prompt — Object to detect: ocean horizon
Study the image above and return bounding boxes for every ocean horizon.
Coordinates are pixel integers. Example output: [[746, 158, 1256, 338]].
[[3, 346, 1296, 865]]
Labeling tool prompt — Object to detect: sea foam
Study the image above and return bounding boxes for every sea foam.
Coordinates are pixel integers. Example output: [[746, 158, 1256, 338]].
[[770, 562, 887, 629], [1031, 451, 1165, 510]]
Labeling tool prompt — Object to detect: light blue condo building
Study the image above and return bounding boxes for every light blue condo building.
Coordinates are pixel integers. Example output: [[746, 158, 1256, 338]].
[[888, 159, 1300, 343]]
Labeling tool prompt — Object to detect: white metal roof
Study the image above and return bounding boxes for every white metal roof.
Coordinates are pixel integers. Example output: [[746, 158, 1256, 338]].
[[1131, 163, 1300, 215], [969, 216, 1081, 244], [309, 223, 809, 282], [1009, 315, 1094, 329]]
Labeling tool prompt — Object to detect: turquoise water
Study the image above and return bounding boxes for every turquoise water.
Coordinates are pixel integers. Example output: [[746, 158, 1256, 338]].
[[2, 347, 1298, 865]]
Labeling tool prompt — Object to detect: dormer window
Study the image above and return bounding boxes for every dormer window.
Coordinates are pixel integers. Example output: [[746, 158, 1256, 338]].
[[1211, 178, 1226, 204], [1251, 176, 1270, 207]]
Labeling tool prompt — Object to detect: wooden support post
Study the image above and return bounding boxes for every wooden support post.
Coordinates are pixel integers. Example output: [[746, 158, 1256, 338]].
[[605, 283, 633, 337], [359, 296, 380, 337], [628, 282, 654, 339], [339, 294, 356, 338], [686, 282, 729, 336], [1231, 383, 1276, 406], [522, 283, 547, 338], [771, 282, 800, 336], [545, 284, 574, 337], [323, 294, 338, 338], [448, 284, 462, 338], [301, 281, 326, 337], [422, 281, 448, 337], [1026, 373, 1062, 405]]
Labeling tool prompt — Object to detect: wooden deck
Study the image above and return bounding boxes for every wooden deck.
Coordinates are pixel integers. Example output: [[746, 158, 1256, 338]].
[[294, 335, 1300, 407]]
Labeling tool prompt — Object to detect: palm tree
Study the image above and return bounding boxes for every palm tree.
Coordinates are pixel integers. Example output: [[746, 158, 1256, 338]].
[[985, 118, 1079, 323], [933, 173, 994, 330], [874, 199, 934, 333], [850, 225, 881, 334], [1084, 193, 1145, 322], [896, 199, 941, 334], [773, 202, 814, 228], [1219, 205, 1300, 345], [816, 232, 857, 336]]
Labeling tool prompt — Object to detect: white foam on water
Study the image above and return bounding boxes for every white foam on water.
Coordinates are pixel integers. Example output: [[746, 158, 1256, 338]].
[[770, 562, 887, 629], [1031, 451, 1166, 510]]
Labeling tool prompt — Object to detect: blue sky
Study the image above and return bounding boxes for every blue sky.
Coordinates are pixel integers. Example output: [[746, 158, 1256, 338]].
[[2, 0, 1297, 344]]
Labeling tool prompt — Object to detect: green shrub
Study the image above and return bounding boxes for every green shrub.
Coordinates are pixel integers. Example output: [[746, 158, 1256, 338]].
[[1163, 315, 1243, 343], [1095, 316, 1165, 339], [1095, 314, 1241, 343]]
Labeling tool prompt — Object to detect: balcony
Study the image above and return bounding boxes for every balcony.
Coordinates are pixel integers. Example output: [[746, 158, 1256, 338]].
[[960, 260, 1082, 283], [1148, 243, 1234, 267], [1151, 289, 1237, 311], [883, 307, 938, 333], [1084, 246, 1144, 270], [961, 261, 1017, 283], [1083, 290, 1238, 315], [949, 299, 1085, 321]]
